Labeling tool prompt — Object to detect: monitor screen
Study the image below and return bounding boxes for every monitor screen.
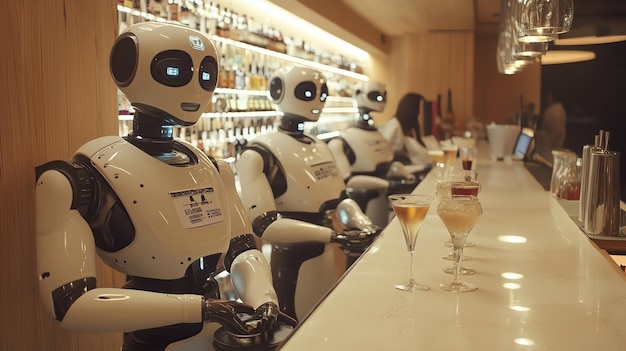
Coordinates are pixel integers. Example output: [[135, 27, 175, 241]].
[[513, 128, 534, 160]]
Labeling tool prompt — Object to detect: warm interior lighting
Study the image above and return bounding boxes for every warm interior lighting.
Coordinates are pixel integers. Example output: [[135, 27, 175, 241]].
[[501, 272, 524, 280], [498, 235, 527, 243], [541, 50, 596, 65], [514, 338, 535, 346], [514, 56, 537, 68], [230, 0, 370, 63], [517, 42, 548, 57], [502, 282, 521, 290], [555, 35, 626, 46], [518, 34, 558, 43]]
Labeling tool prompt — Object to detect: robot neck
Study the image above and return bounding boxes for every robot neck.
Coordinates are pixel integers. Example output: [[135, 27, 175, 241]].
[[279, 114, 314, 144], [126, 112, 192, 164], [356, 109, 377, 130]]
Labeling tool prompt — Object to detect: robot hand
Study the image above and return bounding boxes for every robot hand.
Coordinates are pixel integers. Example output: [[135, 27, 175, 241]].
[[204, 300, 297, 337], [203, 299, 257, 335], [248, 302, 298, 335], [250, 301, 279, 335], [330, 226, 381, 254], [387, 161, 417, 181]]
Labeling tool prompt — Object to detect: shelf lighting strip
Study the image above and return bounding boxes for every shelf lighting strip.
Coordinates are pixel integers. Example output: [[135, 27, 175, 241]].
[[117, 5, 369, 82], [210, 36, 369, 82], [213, 90, 357, 106], [215, 88, 268, 96]]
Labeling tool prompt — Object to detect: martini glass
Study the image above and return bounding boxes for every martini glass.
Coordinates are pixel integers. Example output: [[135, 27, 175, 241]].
[[437, 195, 483, 293], [388, 194, 434, 291]]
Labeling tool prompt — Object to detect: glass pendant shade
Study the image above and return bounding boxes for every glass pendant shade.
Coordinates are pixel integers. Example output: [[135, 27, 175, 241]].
[[515, 0, 573, 43], [516, 41, 548, 57]]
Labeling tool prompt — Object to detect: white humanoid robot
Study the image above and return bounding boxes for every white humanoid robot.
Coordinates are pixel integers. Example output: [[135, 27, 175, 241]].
[[35, 23, 294, 351], [235, 66, 381, 321], [327, 81, 419, 227]]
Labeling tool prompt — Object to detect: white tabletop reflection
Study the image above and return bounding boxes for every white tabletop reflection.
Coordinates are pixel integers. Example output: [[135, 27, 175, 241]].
[[278, 152, 626, 351]]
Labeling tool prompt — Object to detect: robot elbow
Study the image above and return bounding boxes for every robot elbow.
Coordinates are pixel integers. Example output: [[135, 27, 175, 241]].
[[48, 277, 97, 322], [250, 211, 279, 238]]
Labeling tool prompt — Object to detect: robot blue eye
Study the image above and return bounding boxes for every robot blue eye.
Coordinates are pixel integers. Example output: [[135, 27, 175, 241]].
[[151, 50, 193, 87], [166, 67, 180, 76], [199, 56, 218, 91], [305, 91, 312, 98], [376, 95, 383, 102]]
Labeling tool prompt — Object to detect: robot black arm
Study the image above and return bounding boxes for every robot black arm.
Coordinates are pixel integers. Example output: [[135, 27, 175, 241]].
[[223, 234, 258, 272]]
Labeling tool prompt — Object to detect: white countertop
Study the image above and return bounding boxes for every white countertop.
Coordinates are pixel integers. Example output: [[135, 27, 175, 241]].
[[277, 154, 626, 351]]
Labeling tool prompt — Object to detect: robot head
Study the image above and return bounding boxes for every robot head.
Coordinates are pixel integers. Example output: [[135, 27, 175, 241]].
[[268, 66, 328, 123], [110, 22, 218, 126], [354, 81, 387, 113]]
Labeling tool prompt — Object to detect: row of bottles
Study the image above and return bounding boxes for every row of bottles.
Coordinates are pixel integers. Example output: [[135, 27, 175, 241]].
[[213, 94, 275, 113], [216, 42, 272, 90], [116, 1, 365, 154], [118, 0, 364, 73]]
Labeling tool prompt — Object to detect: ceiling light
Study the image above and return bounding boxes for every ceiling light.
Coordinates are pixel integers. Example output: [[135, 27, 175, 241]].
[[555, 35, 626, 46], [541, 50, 596, 65], [516, 41, 549, 57], [518, 34, 558, 43]]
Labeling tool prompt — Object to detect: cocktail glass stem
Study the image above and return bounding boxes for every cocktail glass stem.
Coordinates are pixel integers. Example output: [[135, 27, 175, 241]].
[[453, 245, 464, 284], [408, 250, 415, 285]]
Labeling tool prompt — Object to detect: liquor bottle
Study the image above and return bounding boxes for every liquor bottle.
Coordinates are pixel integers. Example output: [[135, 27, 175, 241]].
[[446, 89, 455, 122], [441, 89, 455, 139]]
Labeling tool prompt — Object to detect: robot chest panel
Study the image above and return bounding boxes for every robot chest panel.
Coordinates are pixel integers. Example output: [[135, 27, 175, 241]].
[[84, 138, 231, 279], [258, 134, 346, 212], [342, 128, 393, 171]]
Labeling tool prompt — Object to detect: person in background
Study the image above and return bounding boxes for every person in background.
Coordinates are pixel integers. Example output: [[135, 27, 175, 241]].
[[540, 89, 566, 150], [379, 92, 431, 166]]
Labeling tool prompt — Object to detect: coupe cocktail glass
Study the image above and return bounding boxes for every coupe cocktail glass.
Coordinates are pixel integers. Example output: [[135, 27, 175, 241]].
[[436, 176, 480, 264], [437, 195, 483, 292], [388, 194, 434, 291]]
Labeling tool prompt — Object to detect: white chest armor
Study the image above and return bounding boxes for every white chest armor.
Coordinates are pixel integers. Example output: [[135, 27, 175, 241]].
[[249, 132, 346, 213], [340, 127, 394, 173], [78, 136, 231, 280]]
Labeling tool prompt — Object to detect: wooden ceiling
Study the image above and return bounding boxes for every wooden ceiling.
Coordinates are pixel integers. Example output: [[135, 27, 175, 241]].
[[340, 0, 626, 36], [340, 0, 501, 35]]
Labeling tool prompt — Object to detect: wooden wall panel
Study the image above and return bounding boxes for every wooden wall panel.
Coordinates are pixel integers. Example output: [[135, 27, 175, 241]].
[[473, 31, 541, 124], [0, 1, 123, 350], [375, 31, 474, 133]]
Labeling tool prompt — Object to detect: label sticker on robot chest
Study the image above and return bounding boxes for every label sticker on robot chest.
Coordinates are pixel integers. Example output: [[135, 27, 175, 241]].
[[310, 161, 340, 181], [367, 139, 391, 154], [170, 187, 223, 229]]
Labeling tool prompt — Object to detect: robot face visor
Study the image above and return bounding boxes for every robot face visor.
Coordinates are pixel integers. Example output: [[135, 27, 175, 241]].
[[198, 56, 218, 92], [150, 50, 218, 92], [294, 82, 328, 103], [367, 90, 387, 103]]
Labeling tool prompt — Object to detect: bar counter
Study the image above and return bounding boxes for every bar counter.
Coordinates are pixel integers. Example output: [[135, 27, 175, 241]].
[[278, 153, 626, 350]]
